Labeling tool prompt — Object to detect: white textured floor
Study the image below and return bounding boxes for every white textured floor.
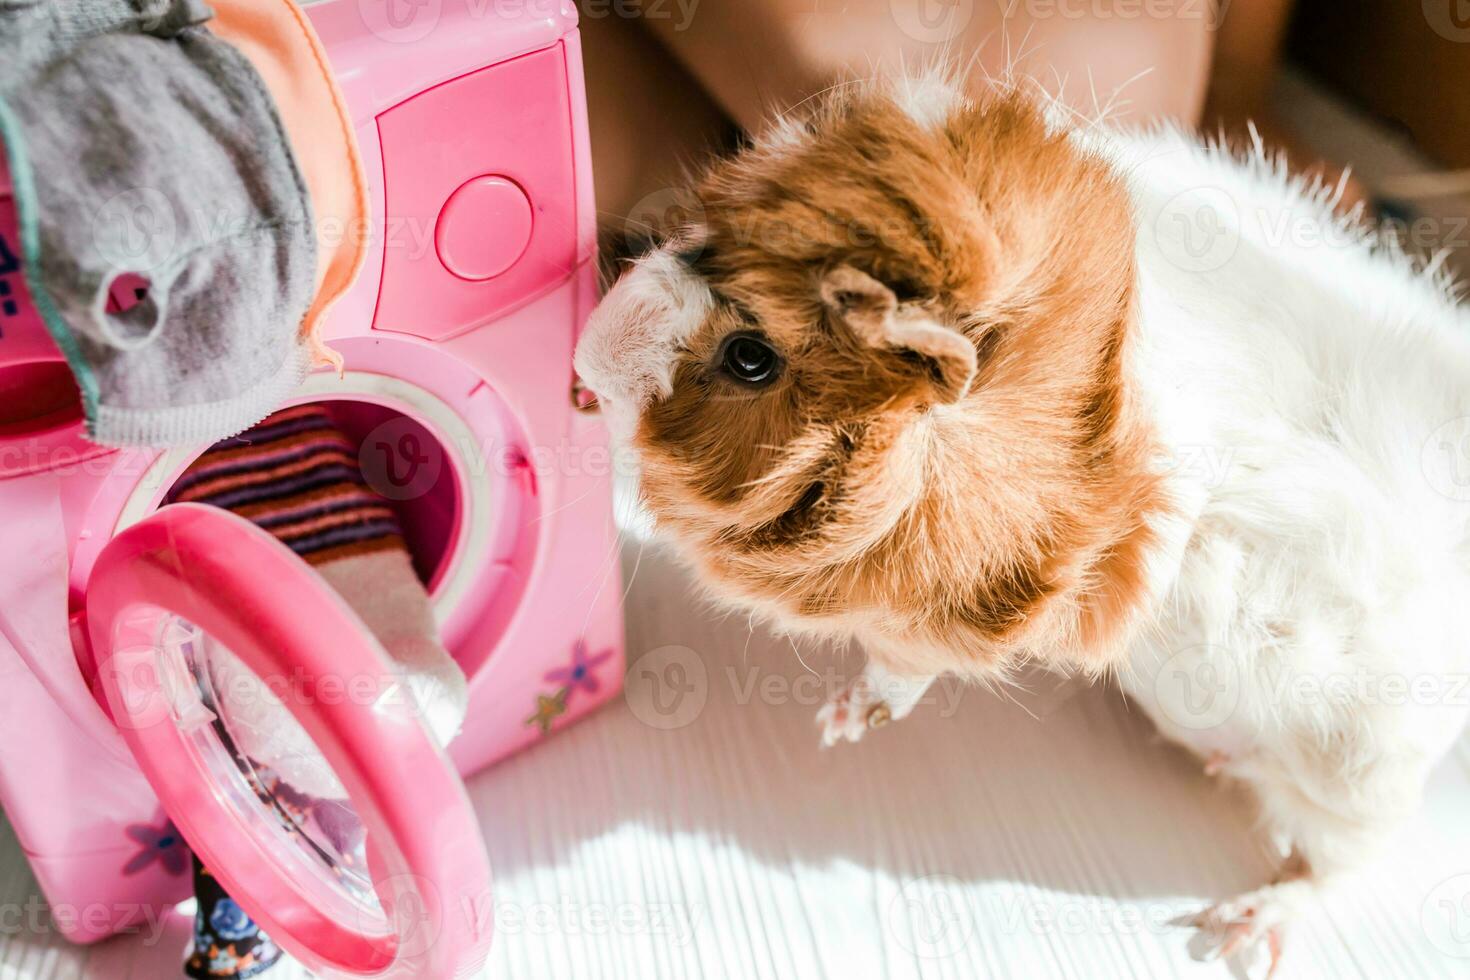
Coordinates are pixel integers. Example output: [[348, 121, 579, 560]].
[[4, 538, 1470, 980]]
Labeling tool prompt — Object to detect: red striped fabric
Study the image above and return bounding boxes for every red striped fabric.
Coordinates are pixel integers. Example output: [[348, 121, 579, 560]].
[[168, 405, 405, 566]]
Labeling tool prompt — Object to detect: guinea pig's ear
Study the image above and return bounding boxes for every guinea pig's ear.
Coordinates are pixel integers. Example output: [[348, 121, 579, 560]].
[[820, 265, 977, 405]]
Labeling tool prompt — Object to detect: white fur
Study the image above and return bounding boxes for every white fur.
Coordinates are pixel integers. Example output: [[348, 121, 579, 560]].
[[576, 81, 1470, 935], [1098, 125, 1470, 889], [574, 248, 712, 439], [891, 67, 967, 131]]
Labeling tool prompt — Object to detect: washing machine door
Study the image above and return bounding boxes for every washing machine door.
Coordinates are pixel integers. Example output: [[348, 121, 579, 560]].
[[85, 504, 492, 979]]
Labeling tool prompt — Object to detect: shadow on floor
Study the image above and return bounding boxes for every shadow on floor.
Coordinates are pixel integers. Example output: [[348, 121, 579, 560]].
[[468, 542, 1277, 908]]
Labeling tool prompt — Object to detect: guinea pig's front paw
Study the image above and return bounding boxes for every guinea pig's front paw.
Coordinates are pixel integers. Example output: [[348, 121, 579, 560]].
[[815, 675, 891, 748], [1179, 876, 1316, 979], [816, 662, 938, 748]]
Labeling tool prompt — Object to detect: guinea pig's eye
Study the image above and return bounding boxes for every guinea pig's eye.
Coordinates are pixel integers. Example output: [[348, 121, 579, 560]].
[[718, 332, 782, 386]]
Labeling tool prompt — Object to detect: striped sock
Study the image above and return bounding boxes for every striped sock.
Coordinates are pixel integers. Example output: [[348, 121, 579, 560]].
[[170, 403, 468, 751], [167, 404, 404, 566]]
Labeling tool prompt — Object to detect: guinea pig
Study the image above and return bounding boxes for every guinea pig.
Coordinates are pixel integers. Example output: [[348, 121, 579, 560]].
[[574, 68, 1470, 973]]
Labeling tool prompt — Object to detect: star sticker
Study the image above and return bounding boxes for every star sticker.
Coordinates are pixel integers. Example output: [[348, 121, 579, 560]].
[[525, 688, 568, 734]]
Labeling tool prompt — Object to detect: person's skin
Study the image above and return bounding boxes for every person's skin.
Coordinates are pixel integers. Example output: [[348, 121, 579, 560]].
[[578, 11, 734, 246], [581, 0, 1359, 231], [583, 0, 1217, 229], [1202, 0, 1368, 208], [583, 0, 1214, 232], [640, 0, 1216, 131], [1204, 0, 1295, 129]]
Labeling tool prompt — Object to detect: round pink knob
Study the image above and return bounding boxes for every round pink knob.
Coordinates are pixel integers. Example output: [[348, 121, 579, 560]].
[[434, 175, 533, 281]]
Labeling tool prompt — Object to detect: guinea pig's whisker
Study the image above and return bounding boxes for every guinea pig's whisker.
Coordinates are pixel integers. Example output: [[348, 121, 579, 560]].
[[786, 634, 819, 678], [573, 509, 627, 625], [617, 531, 649, 610], [528, 482, 602, 527]]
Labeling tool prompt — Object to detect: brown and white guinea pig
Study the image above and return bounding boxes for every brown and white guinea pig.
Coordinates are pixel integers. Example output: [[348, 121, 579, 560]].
[[578, 77, 1162, 681], [575, 69, 1470, 970]]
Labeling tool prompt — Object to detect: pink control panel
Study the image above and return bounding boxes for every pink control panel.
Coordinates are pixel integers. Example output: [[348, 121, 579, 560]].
[[374, 44, 580, 342]]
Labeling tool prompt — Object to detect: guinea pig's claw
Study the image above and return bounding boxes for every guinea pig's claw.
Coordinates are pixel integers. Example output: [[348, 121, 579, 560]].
[[816, 677, 891, 747]]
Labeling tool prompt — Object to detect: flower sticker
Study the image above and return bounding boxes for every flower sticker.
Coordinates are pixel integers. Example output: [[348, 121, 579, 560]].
[[121, 817, 188, 876], [526, 640, 617, 735], [543, 640, 614, 699]]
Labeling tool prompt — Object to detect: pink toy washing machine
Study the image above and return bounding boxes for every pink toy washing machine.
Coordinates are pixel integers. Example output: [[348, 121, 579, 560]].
[[0, 2, 623, 977]]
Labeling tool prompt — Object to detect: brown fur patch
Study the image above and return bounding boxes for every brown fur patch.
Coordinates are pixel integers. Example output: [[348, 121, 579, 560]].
[[627, 83, 1170, 677]]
